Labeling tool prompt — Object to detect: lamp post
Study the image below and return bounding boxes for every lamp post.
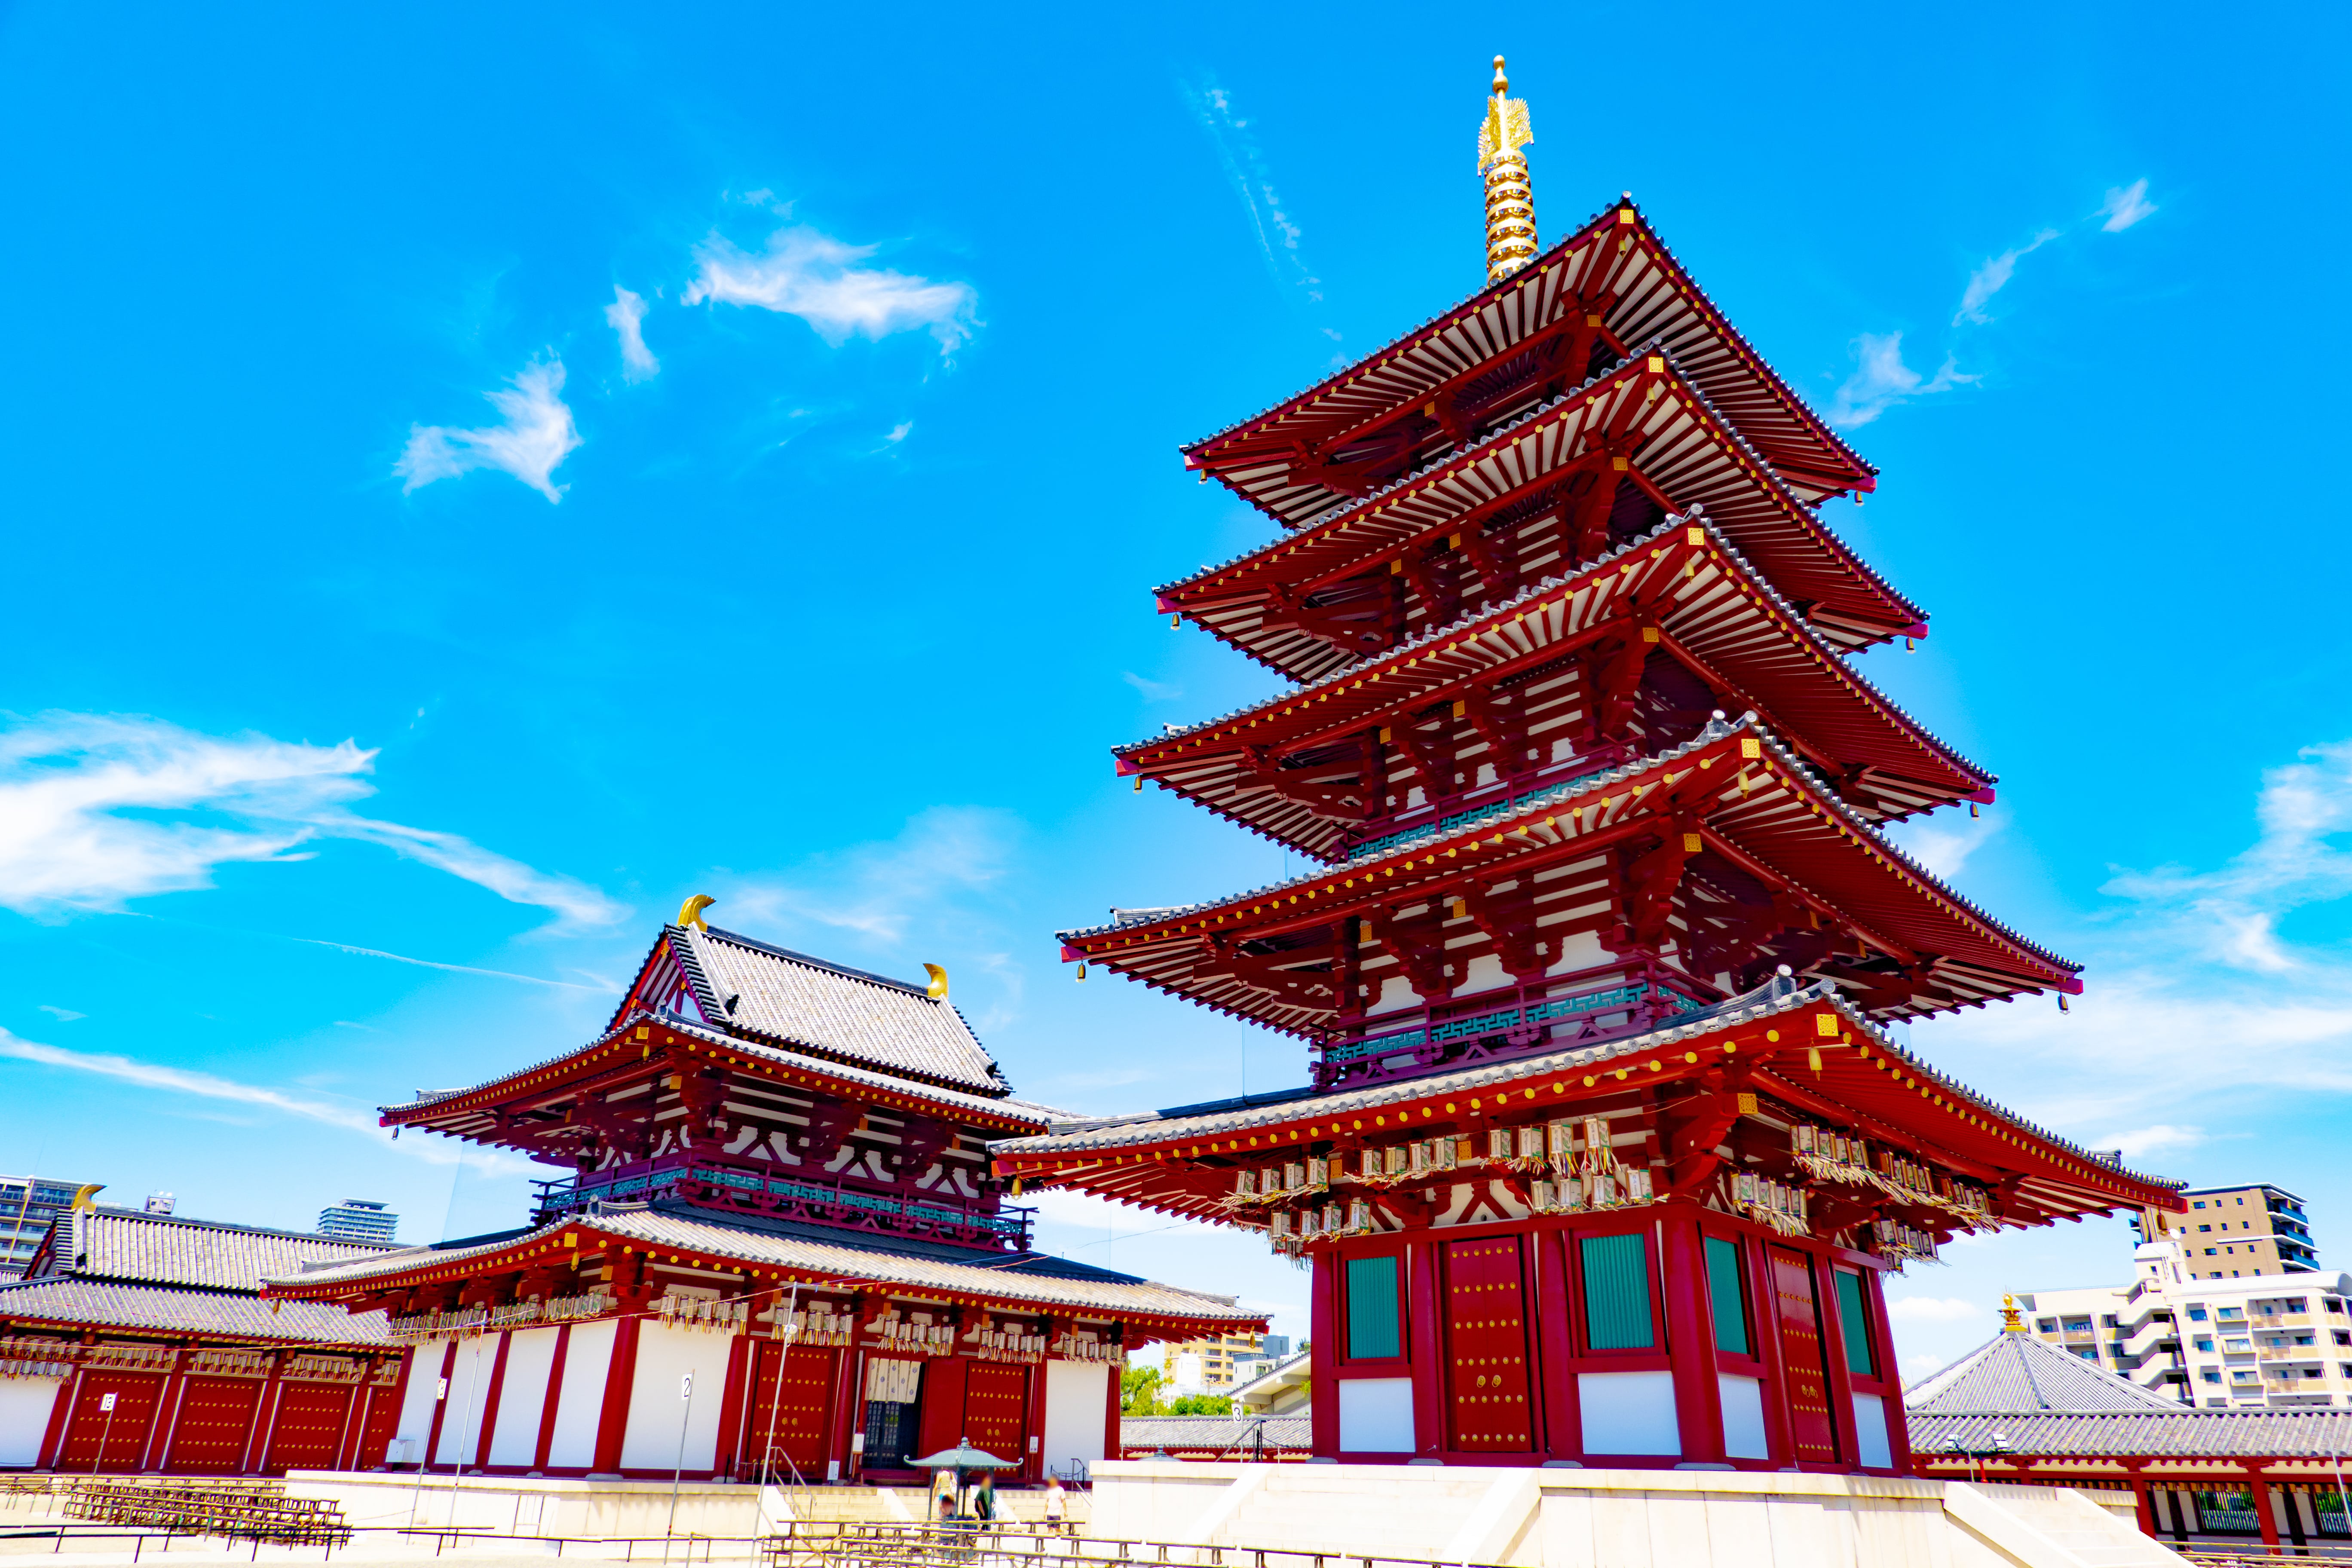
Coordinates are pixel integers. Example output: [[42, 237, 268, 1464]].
[[1941, 1430, 2013, 1486]]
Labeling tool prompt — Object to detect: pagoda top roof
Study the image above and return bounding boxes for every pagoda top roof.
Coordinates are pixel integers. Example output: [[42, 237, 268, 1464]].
[[1182, 199, 1875, 521], [1161, 348, 1922, 665], [1063, 714, 2074, 1025], [383, 1007, 1069, 1145], [619, 922, 1012, 1097], [1119, 517, 1992, 857], [989, 980, 2176, 1227], [264, 1201, 1263, 1334]]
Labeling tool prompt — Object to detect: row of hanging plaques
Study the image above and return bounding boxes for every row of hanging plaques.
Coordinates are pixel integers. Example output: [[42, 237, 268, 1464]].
[[1231, 1117, 1629, 1210]]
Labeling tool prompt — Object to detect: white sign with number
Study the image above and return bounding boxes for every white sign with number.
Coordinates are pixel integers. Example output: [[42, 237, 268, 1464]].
[[99, 1393, 117, 1413], [680, 1371, 693, 1400]]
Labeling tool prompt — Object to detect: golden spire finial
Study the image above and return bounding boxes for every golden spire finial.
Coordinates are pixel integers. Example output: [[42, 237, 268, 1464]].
[[1476, 56, 1537, 283], [2001, 1293, 2024, 1332]]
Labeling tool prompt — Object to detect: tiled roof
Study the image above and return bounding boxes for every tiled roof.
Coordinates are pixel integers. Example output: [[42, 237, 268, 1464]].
[[1121, 1414, 1312, 1452], [679, 926, 1011, 1096], [52, 1208, 398, 1292], [271, 1204, 1263, 1329], [1904, 1331, 2182, 1414], [0, 1277, 392, 1344], [1909, 1409, 2352, 1459]]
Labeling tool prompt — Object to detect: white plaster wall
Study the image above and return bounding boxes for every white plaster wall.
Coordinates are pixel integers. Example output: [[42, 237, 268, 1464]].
[[1717, 1374, 1767, 1461], [545, 1319, 616, 1471], [433, 1336, 499, 1466], [617, 1323, 731, 1472], [487, 1327, 560, 1468], [391, 1342, 447, 1464], [1041, 1360, 1108, 1478], [0, 1378, 61, 1465], [1337, 1376, 1413, 1452], [1577, 1371, 1679, 1457], [1850, 1392, 1892, 1470]]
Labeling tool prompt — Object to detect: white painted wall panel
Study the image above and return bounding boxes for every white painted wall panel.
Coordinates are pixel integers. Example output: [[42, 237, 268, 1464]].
[[1716, 1373, 1768, 1461], [432, 1336, 498, 1466], [487, 1327, 560, 1468], [545, 1319, 616, 1471], [1337, 1376, 1413, 1453], [0, 1378, 61, 1465], [618, 1323, 731, 1471], [1577, 1370, 1680, 1457], [1851, 1391, 1893, 1469], [1041, 1360, 1108, 1479], [389, 1343, 447, 1465]]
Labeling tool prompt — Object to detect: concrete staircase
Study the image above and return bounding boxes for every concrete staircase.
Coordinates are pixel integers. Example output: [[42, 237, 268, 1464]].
[[1952, 1484, 2186, 1568]]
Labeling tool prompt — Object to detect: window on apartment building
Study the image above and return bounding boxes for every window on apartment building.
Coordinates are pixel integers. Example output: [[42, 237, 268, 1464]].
[[2203, 1371, 2222, 1384], [2290, 1299, 2309, 1311], [2329, 1301, 2347, 1314], [2219, 1308, 2244, 1319], [2194, 1201, 2207, 1210], [2037, 1318, 2058, 1333], [2207, 1249, 2218, 1256], [2334, 1332, 2349, 1348], [2189, 1308, 2209, 1321], [2201, 1225, 2213, 1232], [2196, 1338, 2214, 1352]]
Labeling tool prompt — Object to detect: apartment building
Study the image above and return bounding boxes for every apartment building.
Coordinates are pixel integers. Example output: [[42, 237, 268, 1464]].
[[2134, 1184, 2320, 1278], [2017, 1239, 2352, 1408], [0, 1175, 98, 1280], [1165, 1330, 1273, 1391], [315, 1197, 398, 1244]]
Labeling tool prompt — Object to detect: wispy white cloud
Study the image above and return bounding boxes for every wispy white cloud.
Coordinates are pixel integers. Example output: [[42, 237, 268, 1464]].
[[397, 358, 581, 502], [1825, 331, 1976, 429], [723, 806, 1018, 945], [292, 937, 610, 991], [605, 287, 659, 382], [685, 227, 976, 352], [1123, 672, 1182, 702], [0, 1029, 529, 1171], [0, 711, 625, 930], [1887, 812, 1999, 881], [1956, 229, 2060, 325], [1182, 77, 1332, 336], [2096, 1124, 2206, 1161], [37, 1004, 84, 1022], [883, 422, 913, 444], [2099, 179, 2157, 233], [1886, 1295, 1984, 1324]]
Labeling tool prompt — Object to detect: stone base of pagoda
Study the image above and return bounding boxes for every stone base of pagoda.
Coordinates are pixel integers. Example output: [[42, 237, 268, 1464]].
[[1089, 1462, 2182, 1568]]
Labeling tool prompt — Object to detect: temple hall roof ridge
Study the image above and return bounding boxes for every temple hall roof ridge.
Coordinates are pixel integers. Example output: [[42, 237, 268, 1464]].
[[1903, 1327, 2184, 1414]]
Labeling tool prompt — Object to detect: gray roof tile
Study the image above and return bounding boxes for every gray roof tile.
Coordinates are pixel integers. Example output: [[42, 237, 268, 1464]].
[[51, 1208, 398, 1292], [0, 1277, 392, 1345], [1120, 1415, 1312, 1452], [1905, 1331, 2182, 1415], [1909, 1408, 2352, 1459]]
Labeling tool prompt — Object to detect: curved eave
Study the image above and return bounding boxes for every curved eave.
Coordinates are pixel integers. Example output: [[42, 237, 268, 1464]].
[[380, 1010, 1054, 1149], [1116, 518, 1991, 860], [991, 986, 2172, 1227], [1160, 347, 1920, 671], [1183, 200, 1874, 512], [1064, 719, 2073, 1032]]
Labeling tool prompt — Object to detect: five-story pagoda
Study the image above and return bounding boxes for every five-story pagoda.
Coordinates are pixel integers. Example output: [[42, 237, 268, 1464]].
[[994, 61, 2180, 1475]]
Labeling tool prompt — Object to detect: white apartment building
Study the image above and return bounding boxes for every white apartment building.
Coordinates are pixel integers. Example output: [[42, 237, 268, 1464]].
[[2016, 1240, 2352, 1408]]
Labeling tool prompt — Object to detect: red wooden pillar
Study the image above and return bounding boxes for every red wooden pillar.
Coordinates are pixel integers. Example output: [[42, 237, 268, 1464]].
[[1406, 1238, 1444, 1458], [374, 1348, 416, 1470], [421, 1340, 460, 1467], [37, 1365, 83, 1469], [835, 1349, 865, 1481], [1744, 1239, 1794, 1465], [2247, 1464, 2284, 1554], [472, 1332, 514, 1470], [1659, 1213, 1723, 1465], [134, 1348, 186, 1472], [1021, 1358, 1046, 1482], [591, 1315, 642, 1476], [1532, 1228, 1577, 1462], [711, 1332, 753, 1481], [2122, 1461, 2154, 1539], [334, 1369, 368, 1472], [1103, 1341, 1125, 1462], [1308, 1255, 1338, 1459], [244, 1354, 289, 1474], [533, 1325, 573, 1474]]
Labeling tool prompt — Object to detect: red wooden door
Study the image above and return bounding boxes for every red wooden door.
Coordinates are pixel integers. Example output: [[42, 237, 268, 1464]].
[[1444, 1235, 1534, 1452], [1769, 1247, 1840, 1466], [961, 1364, 1026, 1466], [165, 1377, 263, 1472], [57, 1372, 165, 1471], [913, 1357, 966, 1467], [264, 1383, 352, 1473], [742, 1344, 837, 1483], [357, 1380, 404, 1468]]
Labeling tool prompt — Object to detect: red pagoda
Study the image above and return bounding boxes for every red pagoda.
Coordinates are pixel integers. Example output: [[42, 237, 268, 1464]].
[[266, 911, 1257, 1483], [993, 60, 2180, 1475]]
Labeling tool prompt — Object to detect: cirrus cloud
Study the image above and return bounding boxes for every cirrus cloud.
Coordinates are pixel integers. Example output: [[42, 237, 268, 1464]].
[[685, 226, 977, 352], [397, 357, 581, 502]]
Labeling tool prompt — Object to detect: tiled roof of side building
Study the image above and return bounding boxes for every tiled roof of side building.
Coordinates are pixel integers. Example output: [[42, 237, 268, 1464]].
[[0, 1277, 392, 1344], [1910, 1409, 2352, 1459], [271, 1205, 1264, 1327], [1121, 1414, 1313, 1452], [1903, 1329, 2183, 1415], [34, 1207, 399, 1292], [677, 926, 1012, 1096]]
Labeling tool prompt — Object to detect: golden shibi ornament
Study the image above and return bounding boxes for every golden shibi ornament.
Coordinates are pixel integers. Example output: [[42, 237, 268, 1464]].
[[1477, 55, 1536, 282]]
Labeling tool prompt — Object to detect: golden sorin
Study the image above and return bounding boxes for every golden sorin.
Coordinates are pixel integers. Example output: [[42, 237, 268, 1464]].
[[1478, 54, 1536, 282]]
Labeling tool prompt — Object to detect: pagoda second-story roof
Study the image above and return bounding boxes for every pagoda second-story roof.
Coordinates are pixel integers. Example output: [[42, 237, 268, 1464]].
[[262, 1202, 1264, 1335], [1120, 518, 1992, 859], [1182, 199, 1875, 521], [1063, 715, 2074, 1030], [382, 1008, 1068, 1148], [22, 1205, 400, 1292], [1163, 349, 1921, 671], [615, 923, 1012, 1097], [989, 983, 2173, 1230]]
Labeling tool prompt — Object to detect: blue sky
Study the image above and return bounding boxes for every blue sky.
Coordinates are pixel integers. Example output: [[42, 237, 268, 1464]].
[[2, 2, 2346, 1378]]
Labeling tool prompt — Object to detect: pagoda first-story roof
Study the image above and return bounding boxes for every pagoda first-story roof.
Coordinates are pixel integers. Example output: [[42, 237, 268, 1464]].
[[1120, 518, 1991, 861], [383, 1008, 1064, 1156], [611, 922, 1012, 1098], [1163, 349, 1919, 677], [262, 1202, 1262, 1340], [988, 984, 2175, 1240], [0, 1276, 394, 1347], [1183, 198, 1876, 519], [1067, 716, 2073, 1035]]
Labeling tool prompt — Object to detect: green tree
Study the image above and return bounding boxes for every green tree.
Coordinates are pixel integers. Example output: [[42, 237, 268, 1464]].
[[1163, 1394, 1234, 1415], [1120, 1364, 1163, 1415]]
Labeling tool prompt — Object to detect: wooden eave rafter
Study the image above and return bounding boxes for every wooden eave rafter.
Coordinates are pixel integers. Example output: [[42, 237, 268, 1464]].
[[1064, 721, 2074, 1033], [1161, 351, 1918, 679], [1182, 200, 1875, 518], [1119, 521, 1991, 859], [379, 1014, 1048, 1153], [990, 1002, 2174, 1230], [262, 1222, 1255, 1338]]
